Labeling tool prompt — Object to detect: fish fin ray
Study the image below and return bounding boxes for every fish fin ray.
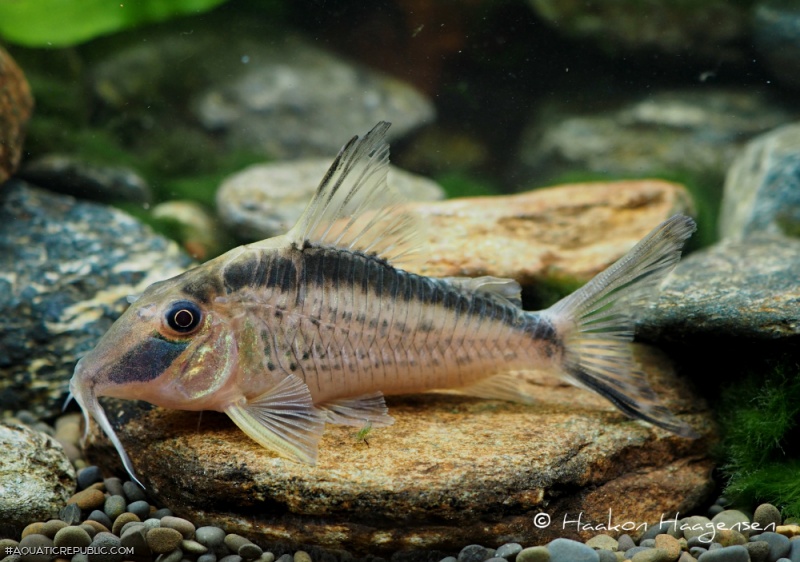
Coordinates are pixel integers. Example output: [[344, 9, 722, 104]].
[[224, 374, 327, 465], [441, 372, 537, 404], [320, 391, 395, 427], [285, 121, 423, 265], [545, 214, 698, 437], [442, 276, 522, 307]]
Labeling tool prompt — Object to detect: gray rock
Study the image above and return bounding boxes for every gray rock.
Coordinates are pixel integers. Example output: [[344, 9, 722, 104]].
[[515, 547, 550, 562], [0, 423, 76, 533], [526, 0, 748, 60], [515, 89, 793, 188], [757, 532, 791, 561], [638, 236, 800, 341], [680, 516, 714, 542], [720, 123, 800, 240], [753, 504, 782, 533], [192, 33, 434, 159], [495, 543, 523, 561], [695, 545, 749, 561], [19, 155, 152, 204], [710, 510, 751, 536], [0, 181, 191, 418], [754, 1, 800, 90], [547, 539, 599, 562], [217, 160, 445, 240], [458, 545, 494, 562], [745, 540, 770, 562]]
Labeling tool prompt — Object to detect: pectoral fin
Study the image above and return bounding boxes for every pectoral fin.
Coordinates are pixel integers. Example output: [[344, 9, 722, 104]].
[[320, 391, 395, 428], [224, 374, 327, 465]]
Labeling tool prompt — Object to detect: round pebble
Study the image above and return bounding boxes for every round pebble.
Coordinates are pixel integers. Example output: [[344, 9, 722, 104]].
[[758, 531, 791, 560], [458, 545, 494, 562], [256, 553, 275, 562], [596, 551, 616, 562], [156, 548, 184, 562], [126, 500, 151, 520], [754, 504, 782, 532], [293, 552, 311, 562], [695, 545, 749, 561], [103, 496, 127, 521], [161, 516, 195, 540], [68, 489, 105, 511], [219, 556, 243, 562], [743, 540, 769, 562], [643, 522, 683, 541], [681, 516, 714, 542], [707, 505, 724, 518], [147, 527, 184, 554], [79, 524, 98, 538], [640, 539, 656, 548], [120, 521, 146, 536], [77, 466, 104, 491], [53, 526, 92, 548], [625, 547, 651, 559], [196, 527, 226, 551], [123, 481, 147, 503], [42, 520, 69, 538], [21, 522, 46, 539], [618, 535, 637, 552], [198, 554, 218, 562], [495, 543, 523, 560], [81, 520, 110, 535], [514, 547, 550, 562], [104, 478, 124, 498], [87, 510, 113, 530], [89, 532, 123, 562], [677, 553, 695, 562], [547, 538, 598, 562], [585, 534, 618, 551], [152, 508, 174, 519], [440, 558, 458, 562], [710, 511, 751, 537], [655, 534, 682, 560], [716, 529, 747, 547], [18, 534, 54, 562], [631, 548, 670, 562], [120, 527, 151, 557], [182, 540, 209, 555], [689, 546, 707, 558], [111, 512, 141, 536]]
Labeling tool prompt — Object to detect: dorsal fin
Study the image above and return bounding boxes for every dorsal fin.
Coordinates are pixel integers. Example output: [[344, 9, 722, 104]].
[[284, 122, 422, 265], [442, 276, 523, 307]]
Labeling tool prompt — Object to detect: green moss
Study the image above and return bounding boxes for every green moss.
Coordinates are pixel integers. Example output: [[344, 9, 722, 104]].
[[717, 358, 800, 517], [435, 172, 502, 199]]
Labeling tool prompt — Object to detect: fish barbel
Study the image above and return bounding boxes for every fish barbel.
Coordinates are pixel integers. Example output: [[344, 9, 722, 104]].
[[68, 122, 697, 485]]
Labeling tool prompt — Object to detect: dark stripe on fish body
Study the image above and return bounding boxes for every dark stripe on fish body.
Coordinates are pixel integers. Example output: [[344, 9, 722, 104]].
[[182, 276, 223, 304], [108, 335, 189, 383]]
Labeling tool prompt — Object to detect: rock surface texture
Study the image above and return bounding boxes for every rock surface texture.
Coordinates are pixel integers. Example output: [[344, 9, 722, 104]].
[[0, 182, 192, 418], [0, 46, 34, 184], [0, 423, 76, 533], [86, 347, 714, 558]]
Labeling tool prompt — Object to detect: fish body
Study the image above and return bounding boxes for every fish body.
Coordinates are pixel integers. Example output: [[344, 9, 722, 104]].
[[69, 122, 697, 485]]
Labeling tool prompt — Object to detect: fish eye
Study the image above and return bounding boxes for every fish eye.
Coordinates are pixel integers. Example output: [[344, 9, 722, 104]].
[[165, 301, 203, 334]]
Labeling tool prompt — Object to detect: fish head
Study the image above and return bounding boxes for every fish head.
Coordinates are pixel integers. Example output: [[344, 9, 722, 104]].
[[68, 263, 240, 484]]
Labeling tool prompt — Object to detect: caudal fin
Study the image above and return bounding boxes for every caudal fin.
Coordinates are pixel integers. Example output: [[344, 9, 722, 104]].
[[545, 215, 698, 437]]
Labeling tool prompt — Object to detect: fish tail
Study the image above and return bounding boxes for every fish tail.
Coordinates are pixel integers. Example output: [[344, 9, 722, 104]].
[[544, 215, 698, 437]]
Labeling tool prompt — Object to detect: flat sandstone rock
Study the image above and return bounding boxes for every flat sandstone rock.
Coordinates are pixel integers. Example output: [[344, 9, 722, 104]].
[[86, 346, 714, 558], [401, 179, 694, 283]]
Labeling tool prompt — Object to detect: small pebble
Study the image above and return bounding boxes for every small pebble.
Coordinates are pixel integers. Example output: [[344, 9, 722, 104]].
[[161, 517, 195, 540], [707, 505, 724, 518], [689, 547, 707, 558], [744, 539, 770, 562], [147, 527, 184, 554], [640, 539, 656, 548], [104, 478, 124, 498], [618, 535, 637, 552], [127, 500, 151, 520], [707, 542, 722, 551], [155, 548, 184, 562], [631, 548, 670, 562], [293, 552, 311, 562], [120, 521, 146, 536], [256, 553, 275, 562], [120, 526, 151, 557], [754, 504, 782, 532], [695, 545, 749, 561], [643, 522, 683, 541], [198, 554, 218, 562], [182, 540, 209, 555], [77, 466, 104, 491], [103, 496, 127, 521], [495, 543, 523, 560], [18, 534, 54, 562], [514, 548, 550, 562], [53, 527, 92, 549], [655, 534, 682, 560], [585, 535, 618, 552], [81, 520, 110, 535], [219, 556, 243, 562], [677, 553, 696, 562], [715, 529, 747, 547], [681, 516, 714, 542], [21, 523, 46, 539], [789, 541, 800, 561], [89, 532, 123, 562], [111, 513, 140, 536], [440, 558, 458, 562], [758, 531, 791, 560], [73, 554, 90, 562], [196, 527, 226, 551], [153, 508, 174, 519], [123, 481, 147, 503], [79, 524, 98, 538], [547, 538, 598, 562], [42, 520, 69, 539], [625, 547, 651, 559], [458, 545, 494, 562], [87, 511, 113, 530], [67, 489, 105, 511], [710, 511, 751, 537], [59, 504, 82, 525], [596, 551, 616, 562]]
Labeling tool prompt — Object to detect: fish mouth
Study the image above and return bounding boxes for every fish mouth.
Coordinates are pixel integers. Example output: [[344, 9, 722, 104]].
[[69, 359, 144, 487]]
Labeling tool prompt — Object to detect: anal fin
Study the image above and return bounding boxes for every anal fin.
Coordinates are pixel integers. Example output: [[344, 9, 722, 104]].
[[320, 391, 395, 428], [224, 374, 327, 465]]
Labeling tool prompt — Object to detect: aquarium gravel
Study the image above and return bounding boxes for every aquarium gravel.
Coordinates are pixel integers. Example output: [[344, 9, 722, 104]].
[[3, 413, 800, 562]]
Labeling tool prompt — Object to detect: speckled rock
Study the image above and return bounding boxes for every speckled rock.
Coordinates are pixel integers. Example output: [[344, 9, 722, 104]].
[[526, 0, 748, 60], [0, 46, 33, 184], [86, 345, 714, 557], [217, 161, 445, 240], [399, 179, 693, 289], [638, 235, 800, 341], [515, 89, 793, 187], [0, 182, 192, 417], [719, 123, 800, 240], [18, 155, 152, 204], [0, 423, 76, 533]]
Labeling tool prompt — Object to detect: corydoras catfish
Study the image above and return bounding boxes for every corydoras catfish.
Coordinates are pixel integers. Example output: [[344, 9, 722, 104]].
[[69, 122, 698, 485]]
